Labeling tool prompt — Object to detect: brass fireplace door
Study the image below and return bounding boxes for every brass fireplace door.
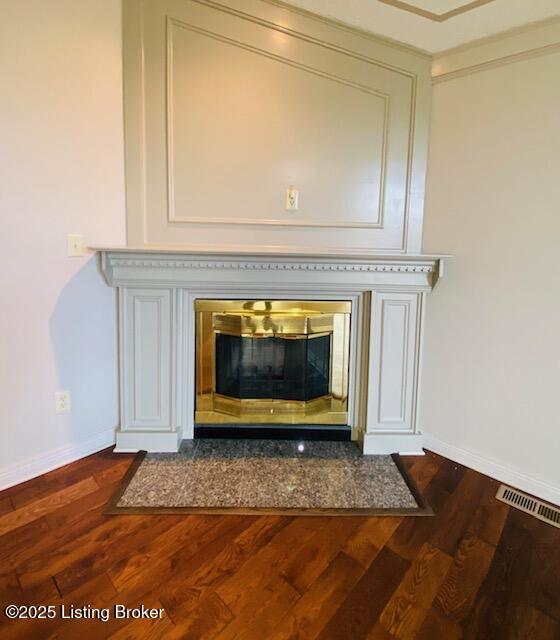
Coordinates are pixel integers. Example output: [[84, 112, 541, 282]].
[[195, 300, 351, 425]]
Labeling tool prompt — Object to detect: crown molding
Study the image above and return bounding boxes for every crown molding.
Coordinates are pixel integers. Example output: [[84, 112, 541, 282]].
[[433, 15, 560, 56], [258, 0, 432, 58], [433, 42, 560, 83], [432, 15, 560, 82], [378, 0, 496, 23]]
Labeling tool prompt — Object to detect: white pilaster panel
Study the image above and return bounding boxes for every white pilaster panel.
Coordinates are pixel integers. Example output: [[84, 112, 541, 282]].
[[367, 291, 419, 432], [123, 288, 172, 429]]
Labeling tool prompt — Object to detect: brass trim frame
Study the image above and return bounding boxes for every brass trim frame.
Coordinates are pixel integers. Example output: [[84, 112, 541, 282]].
[[194, 299, 351, 314], [195, 299, 351, 425], [212, 313, 337, 336]]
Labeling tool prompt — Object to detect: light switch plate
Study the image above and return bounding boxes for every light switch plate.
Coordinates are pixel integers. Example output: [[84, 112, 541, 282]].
[[67, 234, 84, 257]]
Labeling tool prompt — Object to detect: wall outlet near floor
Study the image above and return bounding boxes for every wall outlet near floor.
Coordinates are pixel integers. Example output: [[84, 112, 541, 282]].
[[67, 234, 84, 257], [55, 391, 71, 414]]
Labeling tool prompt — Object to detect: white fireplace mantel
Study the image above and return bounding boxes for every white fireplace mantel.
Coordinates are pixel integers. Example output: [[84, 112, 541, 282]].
[[96, 246, 447, 455]]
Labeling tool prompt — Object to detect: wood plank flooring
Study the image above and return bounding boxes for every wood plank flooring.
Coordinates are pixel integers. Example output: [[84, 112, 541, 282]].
[[0, 448, 558, 639]]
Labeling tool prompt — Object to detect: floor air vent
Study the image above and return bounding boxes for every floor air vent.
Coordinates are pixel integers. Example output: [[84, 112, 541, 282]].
[[496, 485, 560, 528]]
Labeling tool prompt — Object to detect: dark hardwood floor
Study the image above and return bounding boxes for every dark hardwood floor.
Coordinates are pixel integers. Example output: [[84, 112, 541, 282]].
[[0, 447, 558, 639]]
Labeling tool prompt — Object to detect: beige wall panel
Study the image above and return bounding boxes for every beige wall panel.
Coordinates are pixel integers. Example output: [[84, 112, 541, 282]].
[[169, 23, 388, 227], [422, 52, 560, 503], [124, 0, 431, 253], [0, 0, 126, 486]]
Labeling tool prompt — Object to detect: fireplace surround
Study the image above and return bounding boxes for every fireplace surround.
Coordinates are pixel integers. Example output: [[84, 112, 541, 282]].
[[98, 247, 445, 455]]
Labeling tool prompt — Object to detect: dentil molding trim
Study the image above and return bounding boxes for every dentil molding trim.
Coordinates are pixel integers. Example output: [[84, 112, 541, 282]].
[[98, 249, 446, 291], [107, 257, 435, 274]]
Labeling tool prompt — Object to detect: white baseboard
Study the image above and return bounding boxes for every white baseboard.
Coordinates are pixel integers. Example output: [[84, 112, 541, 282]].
[[363, 432, 424, 455], [0, 428, 116, 492], [114, 429, 181, 453], [423, 432, 560, 507]]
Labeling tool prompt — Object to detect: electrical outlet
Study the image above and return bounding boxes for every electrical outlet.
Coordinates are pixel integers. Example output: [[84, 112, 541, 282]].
[[55, 391, 71, 414], [67, 234, 84, 257], [285, 187, 299, 211]]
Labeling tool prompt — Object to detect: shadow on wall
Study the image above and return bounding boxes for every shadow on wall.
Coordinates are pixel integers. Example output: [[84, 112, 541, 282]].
[[49, 255, 118, 444]]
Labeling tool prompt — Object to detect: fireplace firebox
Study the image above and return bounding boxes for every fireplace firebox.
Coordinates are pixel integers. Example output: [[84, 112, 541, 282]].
[[195, 300, 351, 425]]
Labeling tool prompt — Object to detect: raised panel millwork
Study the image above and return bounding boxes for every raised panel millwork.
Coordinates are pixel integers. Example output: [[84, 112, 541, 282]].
[[124, 0, 431, 253], [379, 301, 410, 422], [367, 292, 420, 432], [167, 17, 393, 229], [123, 288, 172, 429]]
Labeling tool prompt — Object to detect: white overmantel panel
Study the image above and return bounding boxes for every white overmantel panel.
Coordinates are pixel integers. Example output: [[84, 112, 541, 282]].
[[123, 0, 431, 254], [99, 248, 446, 454]]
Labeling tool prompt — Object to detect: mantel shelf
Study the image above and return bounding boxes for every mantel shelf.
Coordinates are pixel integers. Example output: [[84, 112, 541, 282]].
[[90, 244, 450, 263], [96, 246, 449, 293]]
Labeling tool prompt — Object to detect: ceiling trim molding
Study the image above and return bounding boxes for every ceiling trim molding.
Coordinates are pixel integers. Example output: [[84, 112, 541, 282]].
[[247, 0, 433, 57], [432, 41, 560, 83], [433, 15, 560, 57], [377, 0, 497, 23], [432, 16, 560, 82]]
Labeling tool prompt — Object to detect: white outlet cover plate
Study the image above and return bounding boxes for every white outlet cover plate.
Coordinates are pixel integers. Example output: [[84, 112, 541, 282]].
[[285, 187, 299, 211], [55, 391, 71, 414]]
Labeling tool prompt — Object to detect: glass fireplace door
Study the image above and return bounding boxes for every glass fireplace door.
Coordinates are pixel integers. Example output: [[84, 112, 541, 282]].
[[195, 300, 351, 425]]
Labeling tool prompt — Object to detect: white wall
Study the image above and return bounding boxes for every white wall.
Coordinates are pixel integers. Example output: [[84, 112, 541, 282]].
[[0, 0, 125, 487], [422, 51, 560, 504]]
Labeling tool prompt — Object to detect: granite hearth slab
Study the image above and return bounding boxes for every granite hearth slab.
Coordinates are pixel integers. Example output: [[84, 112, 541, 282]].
[[106, 440, 431, 516]]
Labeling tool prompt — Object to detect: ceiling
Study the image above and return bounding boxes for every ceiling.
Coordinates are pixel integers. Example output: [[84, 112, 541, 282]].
[[285, 0, 560, 52]]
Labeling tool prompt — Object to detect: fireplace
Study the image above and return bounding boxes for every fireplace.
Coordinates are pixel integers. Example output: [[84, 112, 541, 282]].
[[98, 249, 443, 454], [195, 300, 351, 425]]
